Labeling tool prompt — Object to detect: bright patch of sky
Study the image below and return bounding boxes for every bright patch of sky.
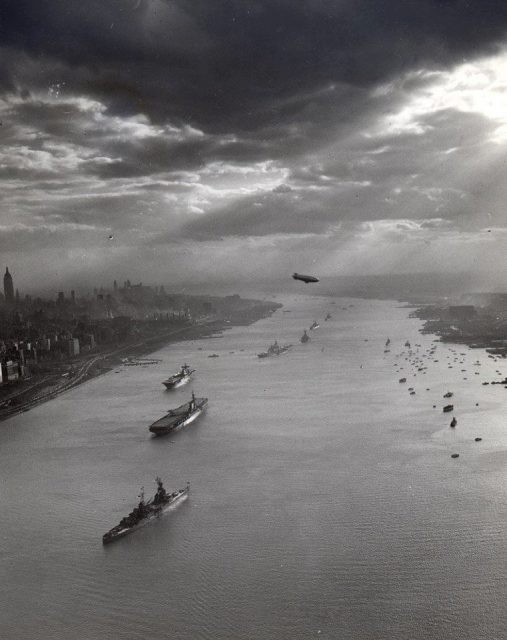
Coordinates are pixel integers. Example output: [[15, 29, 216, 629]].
[[375, 49, 507, 142]]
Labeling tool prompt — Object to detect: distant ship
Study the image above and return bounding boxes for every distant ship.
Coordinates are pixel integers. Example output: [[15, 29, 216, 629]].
[[162, 363, 195, 389], [149, 392, 208, 436], [257, 341, 292, 358], [309, 321, 320, 330], [300, 330, 310, 343], [102, 478, 189, 544]]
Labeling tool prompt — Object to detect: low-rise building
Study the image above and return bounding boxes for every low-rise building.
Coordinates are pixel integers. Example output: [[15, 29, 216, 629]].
[[68, 338, 80, 356]]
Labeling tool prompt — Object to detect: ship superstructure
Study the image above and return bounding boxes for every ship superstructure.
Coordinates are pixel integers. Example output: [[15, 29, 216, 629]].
[[162, 363, 195, 389], [102, 478, 189, 544], [257, 341, 292, 358]]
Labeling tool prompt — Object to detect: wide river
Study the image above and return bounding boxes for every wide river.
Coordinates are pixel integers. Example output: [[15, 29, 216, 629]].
[[1, 296, 507, 640]]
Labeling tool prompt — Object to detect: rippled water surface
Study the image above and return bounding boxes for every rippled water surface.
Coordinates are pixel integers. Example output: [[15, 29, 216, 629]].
[[1, 296, 507, 639]]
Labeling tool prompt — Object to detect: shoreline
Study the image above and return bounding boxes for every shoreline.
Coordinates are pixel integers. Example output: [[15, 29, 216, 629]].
[[0, 305, 279, 422], [410, 304, 507, 357]]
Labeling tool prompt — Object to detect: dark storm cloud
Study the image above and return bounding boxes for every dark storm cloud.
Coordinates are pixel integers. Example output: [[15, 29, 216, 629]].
[[2, 0, 507, 132], [171, 105, 504, 241], [3, 1, 507, 288]]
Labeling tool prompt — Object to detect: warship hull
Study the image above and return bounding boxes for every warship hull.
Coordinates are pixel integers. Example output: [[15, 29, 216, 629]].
[[149, 398, 208, 436], [102, 487, 189, 545], [162, 374, 192, 389]]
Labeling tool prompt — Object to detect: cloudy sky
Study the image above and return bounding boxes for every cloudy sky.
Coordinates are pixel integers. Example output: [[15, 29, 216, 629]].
[[2, 0, 507, 292]]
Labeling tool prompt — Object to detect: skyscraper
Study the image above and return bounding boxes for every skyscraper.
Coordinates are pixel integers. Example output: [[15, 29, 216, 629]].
[[3, 267, 14, 303]]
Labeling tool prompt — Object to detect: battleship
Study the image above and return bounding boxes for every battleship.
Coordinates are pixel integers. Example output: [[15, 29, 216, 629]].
[[149, 392, 208, 436], [257, 341, 292, 358], [162, 363, 195, 389], [102, 478, 189, 544]]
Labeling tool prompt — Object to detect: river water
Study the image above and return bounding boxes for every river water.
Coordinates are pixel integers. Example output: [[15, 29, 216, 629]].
[[1, 296, 507, 640]]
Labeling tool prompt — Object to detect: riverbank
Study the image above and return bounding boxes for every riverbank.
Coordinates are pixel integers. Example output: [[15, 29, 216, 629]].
[[0, 301, 281, 421], [410, 302, 507, 356]]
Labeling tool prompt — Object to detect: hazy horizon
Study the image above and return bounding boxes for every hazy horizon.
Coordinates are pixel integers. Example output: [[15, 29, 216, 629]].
[[6, 269, 505, 304]]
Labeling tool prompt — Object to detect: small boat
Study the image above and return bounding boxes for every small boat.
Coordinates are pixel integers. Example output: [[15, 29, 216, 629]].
[[162, 364, 195, 389], [443, 391, 453, 398], [309, 321, 320, 330], [385, 338, 391, 347], [399, 378, 407, 383], [324, 314, 332, 321], [208, 354, 219, 358], [404, 341, 411, 348], [450, 417, 457, 427], [300, 330, 310, 344], [102, 478, 189, 544], [443, 404, 454, 413]]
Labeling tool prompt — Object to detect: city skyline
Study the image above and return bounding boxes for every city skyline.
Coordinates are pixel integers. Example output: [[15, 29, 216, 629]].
[[0, 264, 174, 300]]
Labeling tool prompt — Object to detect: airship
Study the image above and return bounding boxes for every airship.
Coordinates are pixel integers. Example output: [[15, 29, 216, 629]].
[[292, 272, 319, 283]]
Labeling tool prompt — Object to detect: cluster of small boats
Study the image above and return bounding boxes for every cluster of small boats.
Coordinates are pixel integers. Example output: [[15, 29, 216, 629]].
[[388, 338, 489, 458]]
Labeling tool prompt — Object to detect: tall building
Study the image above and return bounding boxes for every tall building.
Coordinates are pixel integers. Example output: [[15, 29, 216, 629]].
[[3, 267, 14, 303]]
